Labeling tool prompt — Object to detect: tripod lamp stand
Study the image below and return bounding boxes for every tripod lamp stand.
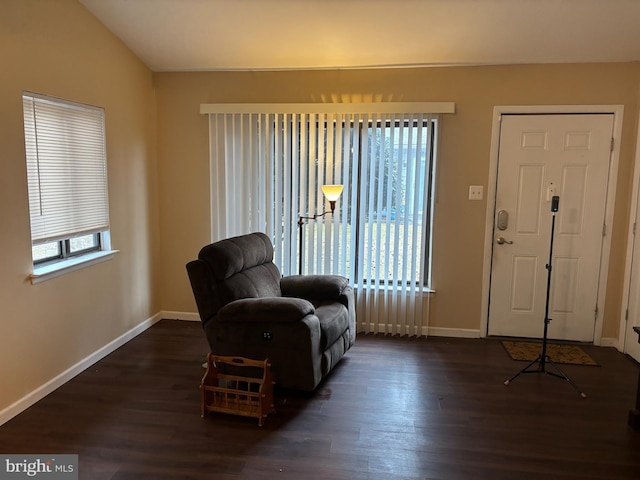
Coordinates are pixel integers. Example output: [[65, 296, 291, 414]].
[[504, 196, 587, 398], [297, 184, 343, 275]]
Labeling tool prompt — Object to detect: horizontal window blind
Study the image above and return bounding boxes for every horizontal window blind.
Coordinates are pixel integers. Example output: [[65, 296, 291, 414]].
[[23, 93, 110, 245]]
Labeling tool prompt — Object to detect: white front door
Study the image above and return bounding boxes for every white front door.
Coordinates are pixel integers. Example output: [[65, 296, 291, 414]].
[[488, 114, 614, 341]]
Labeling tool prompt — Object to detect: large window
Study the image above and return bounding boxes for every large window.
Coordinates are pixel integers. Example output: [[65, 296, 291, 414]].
[[22, 92, 111, 276], [297, 116, 436, 288], [205, 103, 451, 335], [207, 111, 437, 286]]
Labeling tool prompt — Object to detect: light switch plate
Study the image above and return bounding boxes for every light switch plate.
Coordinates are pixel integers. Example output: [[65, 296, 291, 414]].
[[469, 185, 483, 200]]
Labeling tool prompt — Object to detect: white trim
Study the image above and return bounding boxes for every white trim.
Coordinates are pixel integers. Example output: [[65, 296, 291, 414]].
[[480, 110, 505, 337], [30, 250, 119, 284], [0, 312, 162, 427], [358, 326, 480, 338], [162, 311, 201, 322], [600, 337, 619, 349], [619, 108, 640, 355], [200, 102, 455, 115], [481, 105, 624, 345], [427, 327, 481, 338], [597, 106, 624, 346]]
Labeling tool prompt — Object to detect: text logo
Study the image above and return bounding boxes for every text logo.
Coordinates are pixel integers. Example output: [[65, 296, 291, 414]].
[[0, 455, 77, 479]]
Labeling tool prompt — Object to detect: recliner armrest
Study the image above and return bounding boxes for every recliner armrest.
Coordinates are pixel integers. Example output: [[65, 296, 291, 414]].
[[218, 297, 315, 323], [281, 275, 349, 301]]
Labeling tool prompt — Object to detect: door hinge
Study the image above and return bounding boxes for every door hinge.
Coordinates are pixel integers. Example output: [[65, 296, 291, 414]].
[[634, 222, 637, 236], [602, 222, 607, 237], [611, 137, 615, 152], [595, 304, 599, 319], [626, 309, 629, 321]]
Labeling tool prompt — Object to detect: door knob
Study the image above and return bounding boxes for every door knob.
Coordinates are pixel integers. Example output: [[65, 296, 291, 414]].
[[496, 237, 513, 245]]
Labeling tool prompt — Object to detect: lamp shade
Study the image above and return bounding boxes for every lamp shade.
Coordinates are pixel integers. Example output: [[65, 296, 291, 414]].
[[321, 184, 344, 202]]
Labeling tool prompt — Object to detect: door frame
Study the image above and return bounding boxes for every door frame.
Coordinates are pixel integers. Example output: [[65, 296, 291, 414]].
[[619, 108, 640, 357], [480, 105, 624, 345]]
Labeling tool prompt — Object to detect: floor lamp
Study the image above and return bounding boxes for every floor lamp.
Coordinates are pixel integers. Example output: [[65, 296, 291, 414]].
[[297, 185, 343, 275]]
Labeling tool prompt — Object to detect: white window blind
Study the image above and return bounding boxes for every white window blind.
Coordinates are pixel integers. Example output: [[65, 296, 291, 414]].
[[23, 93, 110, 245]]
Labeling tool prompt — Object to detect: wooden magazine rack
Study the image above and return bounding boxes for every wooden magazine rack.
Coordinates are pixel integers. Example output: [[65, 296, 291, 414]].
[[200, 354, 275, 426]]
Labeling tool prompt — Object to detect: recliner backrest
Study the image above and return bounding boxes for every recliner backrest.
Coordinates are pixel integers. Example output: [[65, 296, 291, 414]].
[[187, 232, 282, 327]]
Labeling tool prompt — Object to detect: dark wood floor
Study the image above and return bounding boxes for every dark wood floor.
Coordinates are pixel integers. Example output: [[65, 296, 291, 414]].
[[1, 319, 639, 479]]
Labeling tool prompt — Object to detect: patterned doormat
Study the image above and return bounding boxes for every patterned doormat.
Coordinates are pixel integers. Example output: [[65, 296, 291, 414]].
[[501, 341, 599, 366]]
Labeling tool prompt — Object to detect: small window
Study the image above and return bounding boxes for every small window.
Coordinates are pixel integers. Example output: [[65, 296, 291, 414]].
[[32, 241, 62, 264], [23, 92, 111, 272], [32, 234, 102, 265], [69, 233, 100, 255]]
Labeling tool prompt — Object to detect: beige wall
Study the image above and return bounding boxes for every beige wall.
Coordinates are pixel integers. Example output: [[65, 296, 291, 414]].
[[156, 63, 640, 339], [0, 0, 158, 416]]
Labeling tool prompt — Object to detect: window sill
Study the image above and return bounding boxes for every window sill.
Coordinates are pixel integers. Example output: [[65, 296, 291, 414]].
[[30, 250, 119, 284]]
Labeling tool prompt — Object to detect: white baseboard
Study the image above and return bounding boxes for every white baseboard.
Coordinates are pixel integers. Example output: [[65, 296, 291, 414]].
[[599, 337, 619, 349], [0, 312, 163, 427], [358, 325, 481, 338], [162, 311, 200, 322], [427, 327, 482, 338]]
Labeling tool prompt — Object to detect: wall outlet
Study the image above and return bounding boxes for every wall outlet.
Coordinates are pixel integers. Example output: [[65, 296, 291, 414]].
[[469, 185, 484, 201]]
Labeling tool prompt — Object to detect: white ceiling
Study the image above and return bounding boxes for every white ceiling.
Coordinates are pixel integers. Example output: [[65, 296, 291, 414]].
[[80, 0, 640, 72]]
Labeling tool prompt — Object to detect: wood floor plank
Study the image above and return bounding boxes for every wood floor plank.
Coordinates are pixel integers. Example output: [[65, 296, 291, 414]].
[[1, 319, 639, 479]]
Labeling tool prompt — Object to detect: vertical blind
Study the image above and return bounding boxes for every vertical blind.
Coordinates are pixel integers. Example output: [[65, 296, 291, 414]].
[[204, 103, 452, 336], [23, 93, 110, 244]]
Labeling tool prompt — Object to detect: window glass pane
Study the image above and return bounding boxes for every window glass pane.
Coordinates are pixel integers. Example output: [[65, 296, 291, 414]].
[[220, 112, 435, 288], [300, 118, 433, 285], [32, 242, 61, 262], [360, 119, 431, 285], [69, 234, 99, 253]]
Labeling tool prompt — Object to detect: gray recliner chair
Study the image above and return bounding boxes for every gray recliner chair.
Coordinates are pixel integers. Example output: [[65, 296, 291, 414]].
[[186, 232, 356, 391]]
